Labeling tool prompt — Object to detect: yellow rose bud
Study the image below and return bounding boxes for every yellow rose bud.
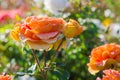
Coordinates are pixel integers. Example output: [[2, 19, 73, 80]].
[[63, 19, 83, 38], [10, 23, 20, 41]]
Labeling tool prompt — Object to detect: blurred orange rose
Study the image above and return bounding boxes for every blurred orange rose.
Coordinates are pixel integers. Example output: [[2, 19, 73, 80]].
[[10, 16, 66, 50], [96, 69, 120, 80], [63, 19, 83, 38], [0, 74, 11, 80], [87, 43, 120, 74]]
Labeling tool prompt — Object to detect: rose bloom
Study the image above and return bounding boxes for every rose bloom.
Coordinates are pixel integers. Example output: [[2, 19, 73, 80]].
[[63, 19, 83, 38], [0, 74, 11, 80], [87, 43, 120, 74], [0, 9, 25, 23], [96, 69, 120, 80], [10, 16, 66, 50]]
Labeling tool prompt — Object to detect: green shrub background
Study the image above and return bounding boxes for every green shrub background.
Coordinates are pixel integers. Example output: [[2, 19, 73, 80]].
[[0, 0, 120, 80]]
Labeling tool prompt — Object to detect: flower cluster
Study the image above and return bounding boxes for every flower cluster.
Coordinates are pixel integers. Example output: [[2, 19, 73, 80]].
[[10, 16, 83, 50], [88, 43, 120, 74], [96, 69, 120, 80]]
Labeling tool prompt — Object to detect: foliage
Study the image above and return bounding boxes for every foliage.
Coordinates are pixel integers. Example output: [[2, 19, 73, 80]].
[[0, 0, 120, 80]]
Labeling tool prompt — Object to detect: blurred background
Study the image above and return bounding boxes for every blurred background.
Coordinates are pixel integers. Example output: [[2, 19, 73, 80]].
[[0, 0, 120, 80]]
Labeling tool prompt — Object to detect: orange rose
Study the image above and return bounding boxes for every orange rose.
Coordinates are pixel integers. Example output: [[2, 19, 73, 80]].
[[63, 19, 83, 38], [0, 74, 11, 80], [10, 16, 66, 50], [96, 69, 120, 80], [87, 43, 120, 74]]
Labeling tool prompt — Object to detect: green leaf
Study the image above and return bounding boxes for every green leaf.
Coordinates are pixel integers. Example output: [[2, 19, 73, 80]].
[[56, 62, 66, 67], [52, 69, 70, 80]]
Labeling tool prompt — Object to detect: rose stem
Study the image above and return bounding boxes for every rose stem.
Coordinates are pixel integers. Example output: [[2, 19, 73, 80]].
[[43, 50, 47, 80], [48, 37, 65, 67], [31, 49, 43, 73], [43, 50, 47, 67]]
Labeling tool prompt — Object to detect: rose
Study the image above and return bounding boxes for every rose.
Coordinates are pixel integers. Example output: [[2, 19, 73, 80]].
[[96, 69, 120, 80], [87, 43, 120, 74], [63, 19, 83, 38], [10, 16, 66, 50]]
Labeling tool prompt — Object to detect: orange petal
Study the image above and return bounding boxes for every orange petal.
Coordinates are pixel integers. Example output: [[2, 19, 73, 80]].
[[10, 30, 20, 41]]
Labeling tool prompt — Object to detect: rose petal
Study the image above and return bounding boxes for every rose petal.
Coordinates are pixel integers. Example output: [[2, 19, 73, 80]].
[[42, 36, 58, 44], [88, 67, 99, 75], [36, 32, 58, 40], [26, 41, 52, 50]]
